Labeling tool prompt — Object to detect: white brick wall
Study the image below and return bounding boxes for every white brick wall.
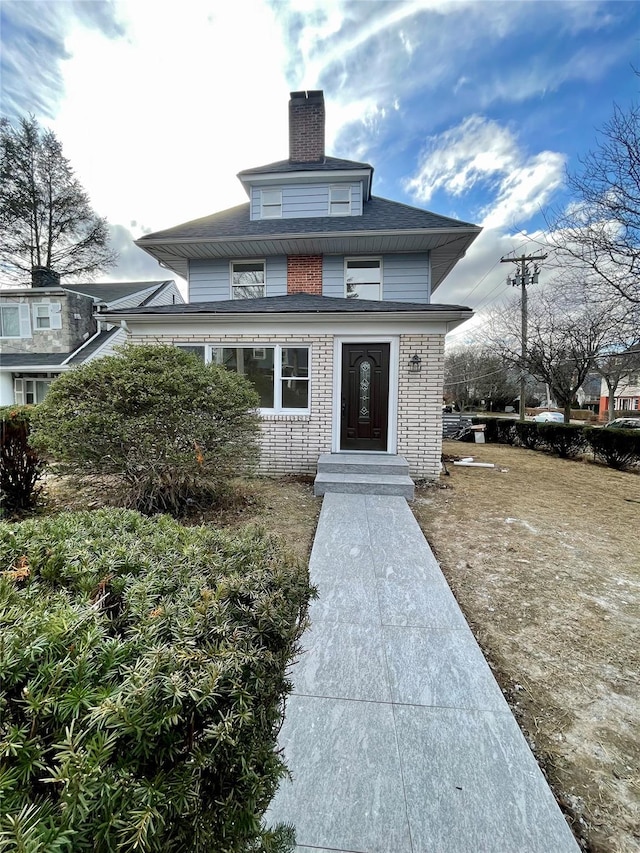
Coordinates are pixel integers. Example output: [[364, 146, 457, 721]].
[[127, 330, 445, 479], [397, 334, 444, 478], [128, 332, 334, 475]]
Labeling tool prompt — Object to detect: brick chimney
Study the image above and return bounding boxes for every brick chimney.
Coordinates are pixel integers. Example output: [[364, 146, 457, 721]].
[[31, 267, 61, 288], [289, 90, 325, 163]]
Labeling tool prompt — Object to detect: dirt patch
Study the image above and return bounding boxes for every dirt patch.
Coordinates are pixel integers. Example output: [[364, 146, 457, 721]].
[[412, 442, 640, 853]]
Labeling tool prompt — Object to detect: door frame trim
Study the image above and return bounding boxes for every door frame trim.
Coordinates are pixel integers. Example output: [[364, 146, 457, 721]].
[[332, 335, 398, 454]]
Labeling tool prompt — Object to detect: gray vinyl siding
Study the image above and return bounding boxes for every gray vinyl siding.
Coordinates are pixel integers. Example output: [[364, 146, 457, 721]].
[[188, 257, 287, 301], [322, 253, 430, 302], [250, 183, 363, 220], [382, 253, 430, 303], [145, 282, 184, 306]]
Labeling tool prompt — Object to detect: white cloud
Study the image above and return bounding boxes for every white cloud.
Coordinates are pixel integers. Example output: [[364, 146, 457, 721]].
[[406, 115, 566, 230]]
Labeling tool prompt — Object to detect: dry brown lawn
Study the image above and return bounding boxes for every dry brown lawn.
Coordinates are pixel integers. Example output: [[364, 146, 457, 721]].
[[413, 441, 640, 853]]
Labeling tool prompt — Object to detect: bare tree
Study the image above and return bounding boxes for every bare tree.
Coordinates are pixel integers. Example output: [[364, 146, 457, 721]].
[[547, 95, 640, 305], [444, 344, 519, 411], [487, 285, 611, 422], [0, 116, 117, 282]]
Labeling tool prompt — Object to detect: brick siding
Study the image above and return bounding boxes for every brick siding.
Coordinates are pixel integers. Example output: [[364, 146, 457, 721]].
[[287, 256, 323, 295]]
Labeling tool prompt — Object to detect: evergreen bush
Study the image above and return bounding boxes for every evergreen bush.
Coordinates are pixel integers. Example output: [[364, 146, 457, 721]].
[[585, 427, 640, 470], [472, 417, 517, 444], [0, 509, 312, 852], [537, 423, 587, 458], [0, 405, 42, 516], [30, 345, 261, 516], [514, 421, 544, 450]]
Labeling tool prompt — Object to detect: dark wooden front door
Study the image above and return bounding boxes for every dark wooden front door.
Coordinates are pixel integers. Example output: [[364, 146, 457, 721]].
[[341, 343, 390, 451]]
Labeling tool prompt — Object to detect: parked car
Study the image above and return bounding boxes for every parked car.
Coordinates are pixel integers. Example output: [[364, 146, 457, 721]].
[[603, 417, 640, 430], [533, 411, 564, 423]]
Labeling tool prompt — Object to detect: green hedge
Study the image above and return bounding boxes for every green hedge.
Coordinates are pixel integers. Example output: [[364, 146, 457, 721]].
[[471, 417, 517, 445], [585, 427, 640, 470], [537, 423, 588, 458], [0, 509, 312, 852], [0, 405, 42, 516], [514, 422, 545, 450]]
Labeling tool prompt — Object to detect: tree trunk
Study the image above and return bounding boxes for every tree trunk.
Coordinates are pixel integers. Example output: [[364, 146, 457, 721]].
[[564, 403, 572, 423], [607, 379, 616, 423]]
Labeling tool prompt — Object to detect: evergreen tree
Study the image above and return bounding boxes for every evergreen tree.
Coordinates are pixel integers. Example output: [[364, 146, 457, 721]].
[[0, 115, 117, 281]]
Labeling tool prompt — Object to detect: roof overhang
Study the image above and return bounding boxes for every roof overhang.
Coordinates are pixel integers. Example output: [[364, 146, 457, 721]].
[[97, 306, 474, 336], [136, 227, 480, 292]]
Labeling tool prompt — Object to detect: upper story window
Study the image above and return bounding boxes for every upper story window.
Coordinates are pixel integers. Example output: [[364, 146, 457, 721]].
[[345, 258, 382, 300], [0, 303, 31, 338], [231, 261, 265, 299], [261, 189, 282, 218], [329, 185, 351, 216], [33, 302, 63, 331]]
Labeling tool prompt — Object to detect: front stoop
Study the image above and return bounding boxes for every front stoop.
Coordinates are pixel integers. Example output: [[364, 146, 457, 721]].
[[314, 453, 415, 499]]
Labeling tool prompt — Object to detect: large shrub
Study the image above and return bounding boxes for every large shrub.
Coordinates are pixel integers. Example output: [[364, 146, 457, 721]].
[[0, 406, 42, 516], [0, 509, 312, 852], [538, 423, 587, 458], [585, 427, 640, 470], [30, 345, 261, 516]]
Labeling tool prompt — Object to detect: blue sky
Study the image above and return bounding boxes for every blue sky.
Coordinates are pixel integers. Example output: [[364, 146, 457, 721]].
[[1, 0, 638, 328]]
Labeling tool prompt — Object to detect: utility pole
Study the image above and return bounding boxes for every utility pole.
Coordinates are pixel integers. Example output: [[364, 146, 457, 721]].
[[500, 252, 547, 422]]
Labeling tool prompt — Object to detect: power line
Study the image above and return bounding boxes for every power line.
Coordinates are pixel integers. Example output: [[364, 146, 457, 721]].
[[444, 366, 510, 386]]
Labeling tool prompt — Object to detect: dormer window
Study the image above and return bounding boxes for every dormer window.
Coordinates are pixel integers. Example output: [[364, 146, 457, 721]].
[[261, 189, 282, 218], [329, 185, 351, 216]]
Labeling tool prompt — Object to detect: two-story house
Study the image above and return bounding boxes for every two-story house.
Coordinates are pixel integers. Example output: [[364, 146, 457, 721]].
[[99, 90, 481, 484], [0, 270, 182, 405]]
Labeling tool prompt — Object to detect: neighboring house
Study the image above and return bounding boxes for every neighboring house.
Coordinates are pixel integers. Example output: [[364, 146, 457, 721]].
[[0, 269, 182, 405], [99, 90, 481, 479], [599, 371, 640, 419]]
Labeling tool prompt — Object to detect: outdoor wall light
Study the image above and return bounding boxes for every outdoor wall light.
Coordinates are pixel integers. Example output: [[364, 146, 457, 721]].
[[409, 353, 422, 374]]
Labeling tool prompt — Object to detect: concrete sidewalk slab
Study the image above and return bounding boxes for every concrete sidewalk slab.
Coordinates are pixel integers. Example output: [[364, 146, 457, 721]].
[[267, 493, 579, 853]]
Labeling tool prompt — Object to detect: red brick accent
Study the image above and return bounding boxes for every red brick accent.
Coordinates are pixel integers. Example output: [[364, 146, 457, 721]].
[[289, 90, 325, 163], [287, 256, 323, 294]]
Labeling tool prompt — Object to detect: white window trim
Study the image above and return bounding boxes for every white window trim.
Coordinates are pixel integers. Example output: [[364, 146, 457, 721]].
[[177, 343, 311, 414], [329, 184, 352, 216], [260, 188, 282, 219], [344, 256, 383, 300], [229, 259, 267, 300], [332, 335, 398, 454], [14, 376, 54, 405]]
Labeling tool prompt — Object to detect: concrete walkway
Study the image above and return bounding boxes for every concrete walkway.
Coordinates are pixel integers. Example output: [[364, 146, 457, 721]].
[[267, 493, 579, 853]]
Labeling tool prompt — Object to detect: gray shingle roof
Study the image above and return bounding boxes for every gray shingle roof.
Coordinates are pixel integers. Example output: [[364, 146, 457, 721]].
[[137, 196, 477, 243], [65, 328, 121, 365], [0, 352, 71, 368], [102, 293, 472, 316], [238, 156, 373, 177], [62, 281, 170, 303]]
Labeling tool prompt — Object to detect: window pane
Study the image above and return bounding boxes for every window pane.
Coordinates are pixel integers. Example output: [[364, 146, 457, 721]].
[[262, 190, 281, 205], [282, 379, 308, 409], [35, 380, 51, 404], [1, 306, 20, 336], [346, 282, 381, 300], [178, 345, 206, 361], [281, 347, 308, 378], [232, 262, 264, 285], [212, 347, 274, 408], [232, 284, 265, 299], [331, 187, 350, 202]]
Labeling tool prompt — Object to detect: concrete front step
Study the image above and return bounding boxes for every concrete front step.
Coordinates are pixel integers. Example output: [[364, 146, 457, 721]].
[[314, 471, 415, 499], [317, 452, 410, 476]]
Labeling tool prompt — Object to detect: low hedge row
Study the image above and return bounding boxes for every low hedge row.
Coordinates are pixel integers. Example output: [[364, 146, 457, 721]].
[[470, 417, 640, 470], [0, 509, 312, 852]]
